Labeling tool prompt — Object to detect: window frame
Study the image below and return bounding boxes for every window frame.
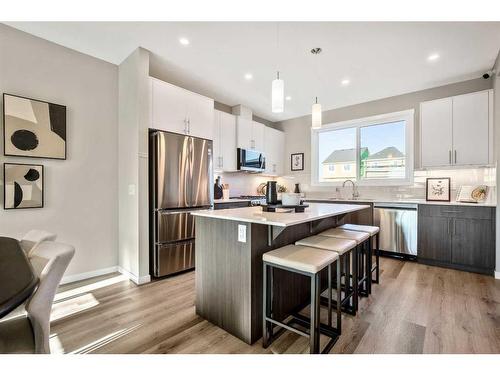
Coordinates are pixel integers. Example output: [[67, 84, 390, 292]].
[[311, 109, 414, 186]]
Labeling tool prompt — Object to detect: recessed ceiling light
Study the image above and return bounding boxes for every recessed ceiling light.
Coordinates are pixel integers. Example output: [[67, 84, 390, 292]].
[[179, 37, 190, 46], [341, 79, 350, 86], [244, 73, 253, 80], [285, 96, 292, 101], [427, 53, 440, 62]]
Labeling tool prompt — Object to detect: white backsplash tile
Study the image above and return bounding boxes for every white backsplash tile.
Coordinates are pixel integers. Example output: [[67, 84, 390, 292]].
[[215, 173, 277, 197], [277, 167, 496, 203]]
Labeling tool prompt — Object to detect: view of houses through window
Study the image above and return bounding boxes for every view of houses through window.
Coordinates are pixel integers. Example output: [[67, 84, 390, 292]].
[[316, 118, 409, 184]]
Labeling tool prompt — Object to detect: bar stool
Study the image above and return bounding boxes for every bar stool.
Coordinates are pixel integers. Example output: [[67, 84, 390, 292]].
[[319, 227, 371, 297], [295, 236, 358, 315], [337, 224, 380, 287], [262, 244, 341, 354]]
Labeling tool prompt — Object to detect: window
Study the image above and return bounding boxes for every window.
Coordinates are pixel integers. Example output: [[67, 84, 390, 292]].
[[312, 110, 414, 186]]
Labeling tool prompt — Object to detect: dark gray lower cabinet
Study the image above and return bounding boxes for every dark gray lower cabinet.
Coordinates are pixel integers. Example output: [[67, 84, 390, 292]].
[[417, 204, 495, 275], [418, 215, 451, 263]]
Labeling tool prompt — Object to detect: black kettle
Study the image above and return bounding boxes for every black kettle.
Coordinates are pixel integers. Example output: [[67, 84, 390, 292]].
[[265, 181, 278, 205]]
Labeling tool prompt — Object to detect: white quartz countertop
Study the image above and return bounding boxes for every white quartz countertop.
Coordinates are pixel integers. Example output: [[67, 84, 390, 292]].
[[191, 202, 370, 227], [303, 197, 496, 207]]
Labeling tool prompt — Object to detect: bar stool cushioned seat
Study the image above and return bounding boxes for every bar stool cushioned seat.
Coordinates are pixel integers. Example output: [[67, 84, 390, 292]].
[[319, 228, 369, 244], [295, 236, 357, 255], [338, 224, 379, 236], [263, 244, 339, 274]]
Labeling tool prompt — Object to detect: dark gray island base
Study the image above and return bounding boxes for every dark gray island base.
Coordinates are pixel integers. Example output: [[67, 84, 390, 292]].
[[193, 203, 370, 344]]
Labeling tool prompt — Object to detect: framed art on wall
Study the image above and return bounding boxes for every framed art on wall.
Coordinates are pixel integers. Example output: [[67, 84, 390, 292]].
[[426, 177, 450, 202], [291, 153, 304, 171], [4, 163, 44, 209], [3, 93, 66, 159]]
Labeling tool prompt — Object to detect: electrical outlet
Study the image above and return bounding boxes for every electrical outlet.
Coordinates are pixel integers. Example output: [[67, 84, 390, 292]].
[[238, 224, 247, 243], [128, 184, 136, 196]]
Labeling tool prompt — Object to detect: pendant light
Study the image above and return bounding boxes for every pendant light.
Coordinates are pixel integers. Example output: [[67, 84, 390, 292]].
[[272, 71, 284, 113], [271, 23, 284, 113], [311, 47, 322, 128], [311, 97, 322, 129]]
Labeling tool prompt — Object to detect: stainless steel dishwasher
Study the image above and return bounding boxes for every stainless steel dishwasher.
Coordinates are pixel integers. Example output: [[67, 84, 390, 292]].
[[373, 202, 418, 257]]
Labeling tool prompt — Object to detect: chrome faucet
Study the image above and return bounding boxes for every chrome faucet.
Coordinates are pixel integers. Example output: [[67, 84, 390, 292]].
[[343, 179, 359, 200]]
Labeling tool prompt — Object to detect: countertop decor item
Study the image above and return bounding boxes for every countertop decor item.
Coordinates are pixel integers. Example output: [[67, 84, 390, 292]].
[[265, 181, 278, 204], [214, 176, 223, 199], [456, 185, 489, 203], [3, 93, 66, 160], [294, 183, 301, 193], [258, 182, 287, 196], [4, 163, 44, 209], [261, 203, 309, 213], [425, 177, 450, 202], [291, 153, 304, 171], [281, 192, 301, 206], [222, 184, 230, 200]]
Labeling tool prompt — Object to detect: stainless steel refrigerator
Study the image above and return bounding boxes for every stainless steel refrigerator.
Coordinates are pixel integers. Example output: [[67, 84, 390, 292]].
[[150, 130, 213, 277]]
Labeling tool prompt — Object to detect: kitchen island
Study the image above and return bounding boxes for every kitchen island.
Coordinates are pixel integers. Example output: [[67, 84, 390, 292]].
[[191, 203, 370, 344]]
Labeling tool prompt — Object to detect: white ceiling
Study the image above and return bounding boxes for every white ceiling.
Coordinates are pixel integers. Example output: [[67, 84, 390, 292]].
[[5, 22, 500, 122]]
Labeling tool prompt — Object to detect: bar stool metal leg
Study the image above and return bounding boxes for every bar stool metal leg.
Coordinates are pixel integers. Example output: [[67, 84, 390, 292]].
[[327, 264, 332, 327], [336, 259, 342, 335], [375, 233, 380, 284], [262, 263, 273, 348], [310, 273, 320, 354], [353, 246, 359, 312]]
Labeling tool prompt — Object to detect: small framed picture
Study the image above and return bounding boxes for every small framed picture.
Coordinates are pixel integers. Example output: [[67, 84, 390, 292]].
[[426, 177, 450, 202], [4, 163, 44, 209], [291, 153, 304, 171]]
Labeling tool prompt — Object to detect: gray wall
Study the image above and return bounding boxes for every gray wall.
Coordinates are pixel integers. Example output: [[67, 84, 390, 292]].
[[277, 77, 493, 176], [494, 51, 500, 276], [0, 24, 119, 279]]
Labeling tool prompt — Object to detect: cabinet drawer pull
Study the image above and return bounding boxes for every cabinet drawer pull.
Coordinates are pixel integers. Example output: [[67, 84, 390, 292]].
[[442, 210, 461, 214], [449, 150, 452, 164], [454, 150, 457, 164]]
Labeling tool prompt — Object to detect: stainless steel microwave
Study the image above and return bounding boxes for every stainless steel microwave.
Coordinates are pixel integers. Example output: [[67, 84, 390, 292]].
[[237, 148, 265, 172]]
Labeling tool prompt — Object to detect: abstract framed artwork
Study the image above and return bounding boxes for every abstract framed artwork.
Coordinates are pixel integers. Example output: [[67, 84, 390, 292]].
[[426, 177, 450, 202], [4, 163, 44, 209], [3, 93, 66, 159], [291, 153, 304, 171]]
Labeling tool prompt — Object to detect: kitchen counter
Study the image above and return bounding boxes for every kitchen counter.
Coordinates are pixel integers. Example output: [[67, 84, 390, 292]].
[[213, 198, 252, 204], [192, 202, 370, 227], [194, 202, 369, 344], [304, 197, 496, 207]]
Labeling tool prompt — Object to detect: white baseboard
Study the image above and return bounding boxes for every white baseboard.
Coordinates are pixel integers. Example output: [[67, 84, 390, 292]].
[[60, 266, 119, 285], [495, 271, 500, 280], [117, 266, 151, 285]]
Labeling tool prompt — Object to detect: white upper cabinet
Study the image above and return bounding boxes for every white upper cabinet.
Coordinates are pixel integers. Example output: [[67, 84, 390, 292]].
[[420, 90, 492, 168], [150, 77, 214, 140], [213, 110, 237, 172], [264, 126, 285, 176], [236, 118, 265, 151], [252, 121, 265, 152], [452, 91, 489, 166], [236, 117, 253, 149], [420, 97, 453, 167]]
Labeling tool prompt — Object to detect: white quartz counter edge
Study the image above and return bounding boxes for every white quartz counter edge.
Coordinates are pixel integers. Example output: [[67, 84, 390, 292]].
[[191, 202, 370, 227], [303, 198, 496, 207], [214, 198, 251, 204]]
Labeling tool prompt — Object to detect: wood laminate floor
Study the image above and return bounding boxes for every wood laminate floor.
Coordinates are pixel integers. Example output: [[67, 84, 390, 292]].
[[49, 258, 500, 354]]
